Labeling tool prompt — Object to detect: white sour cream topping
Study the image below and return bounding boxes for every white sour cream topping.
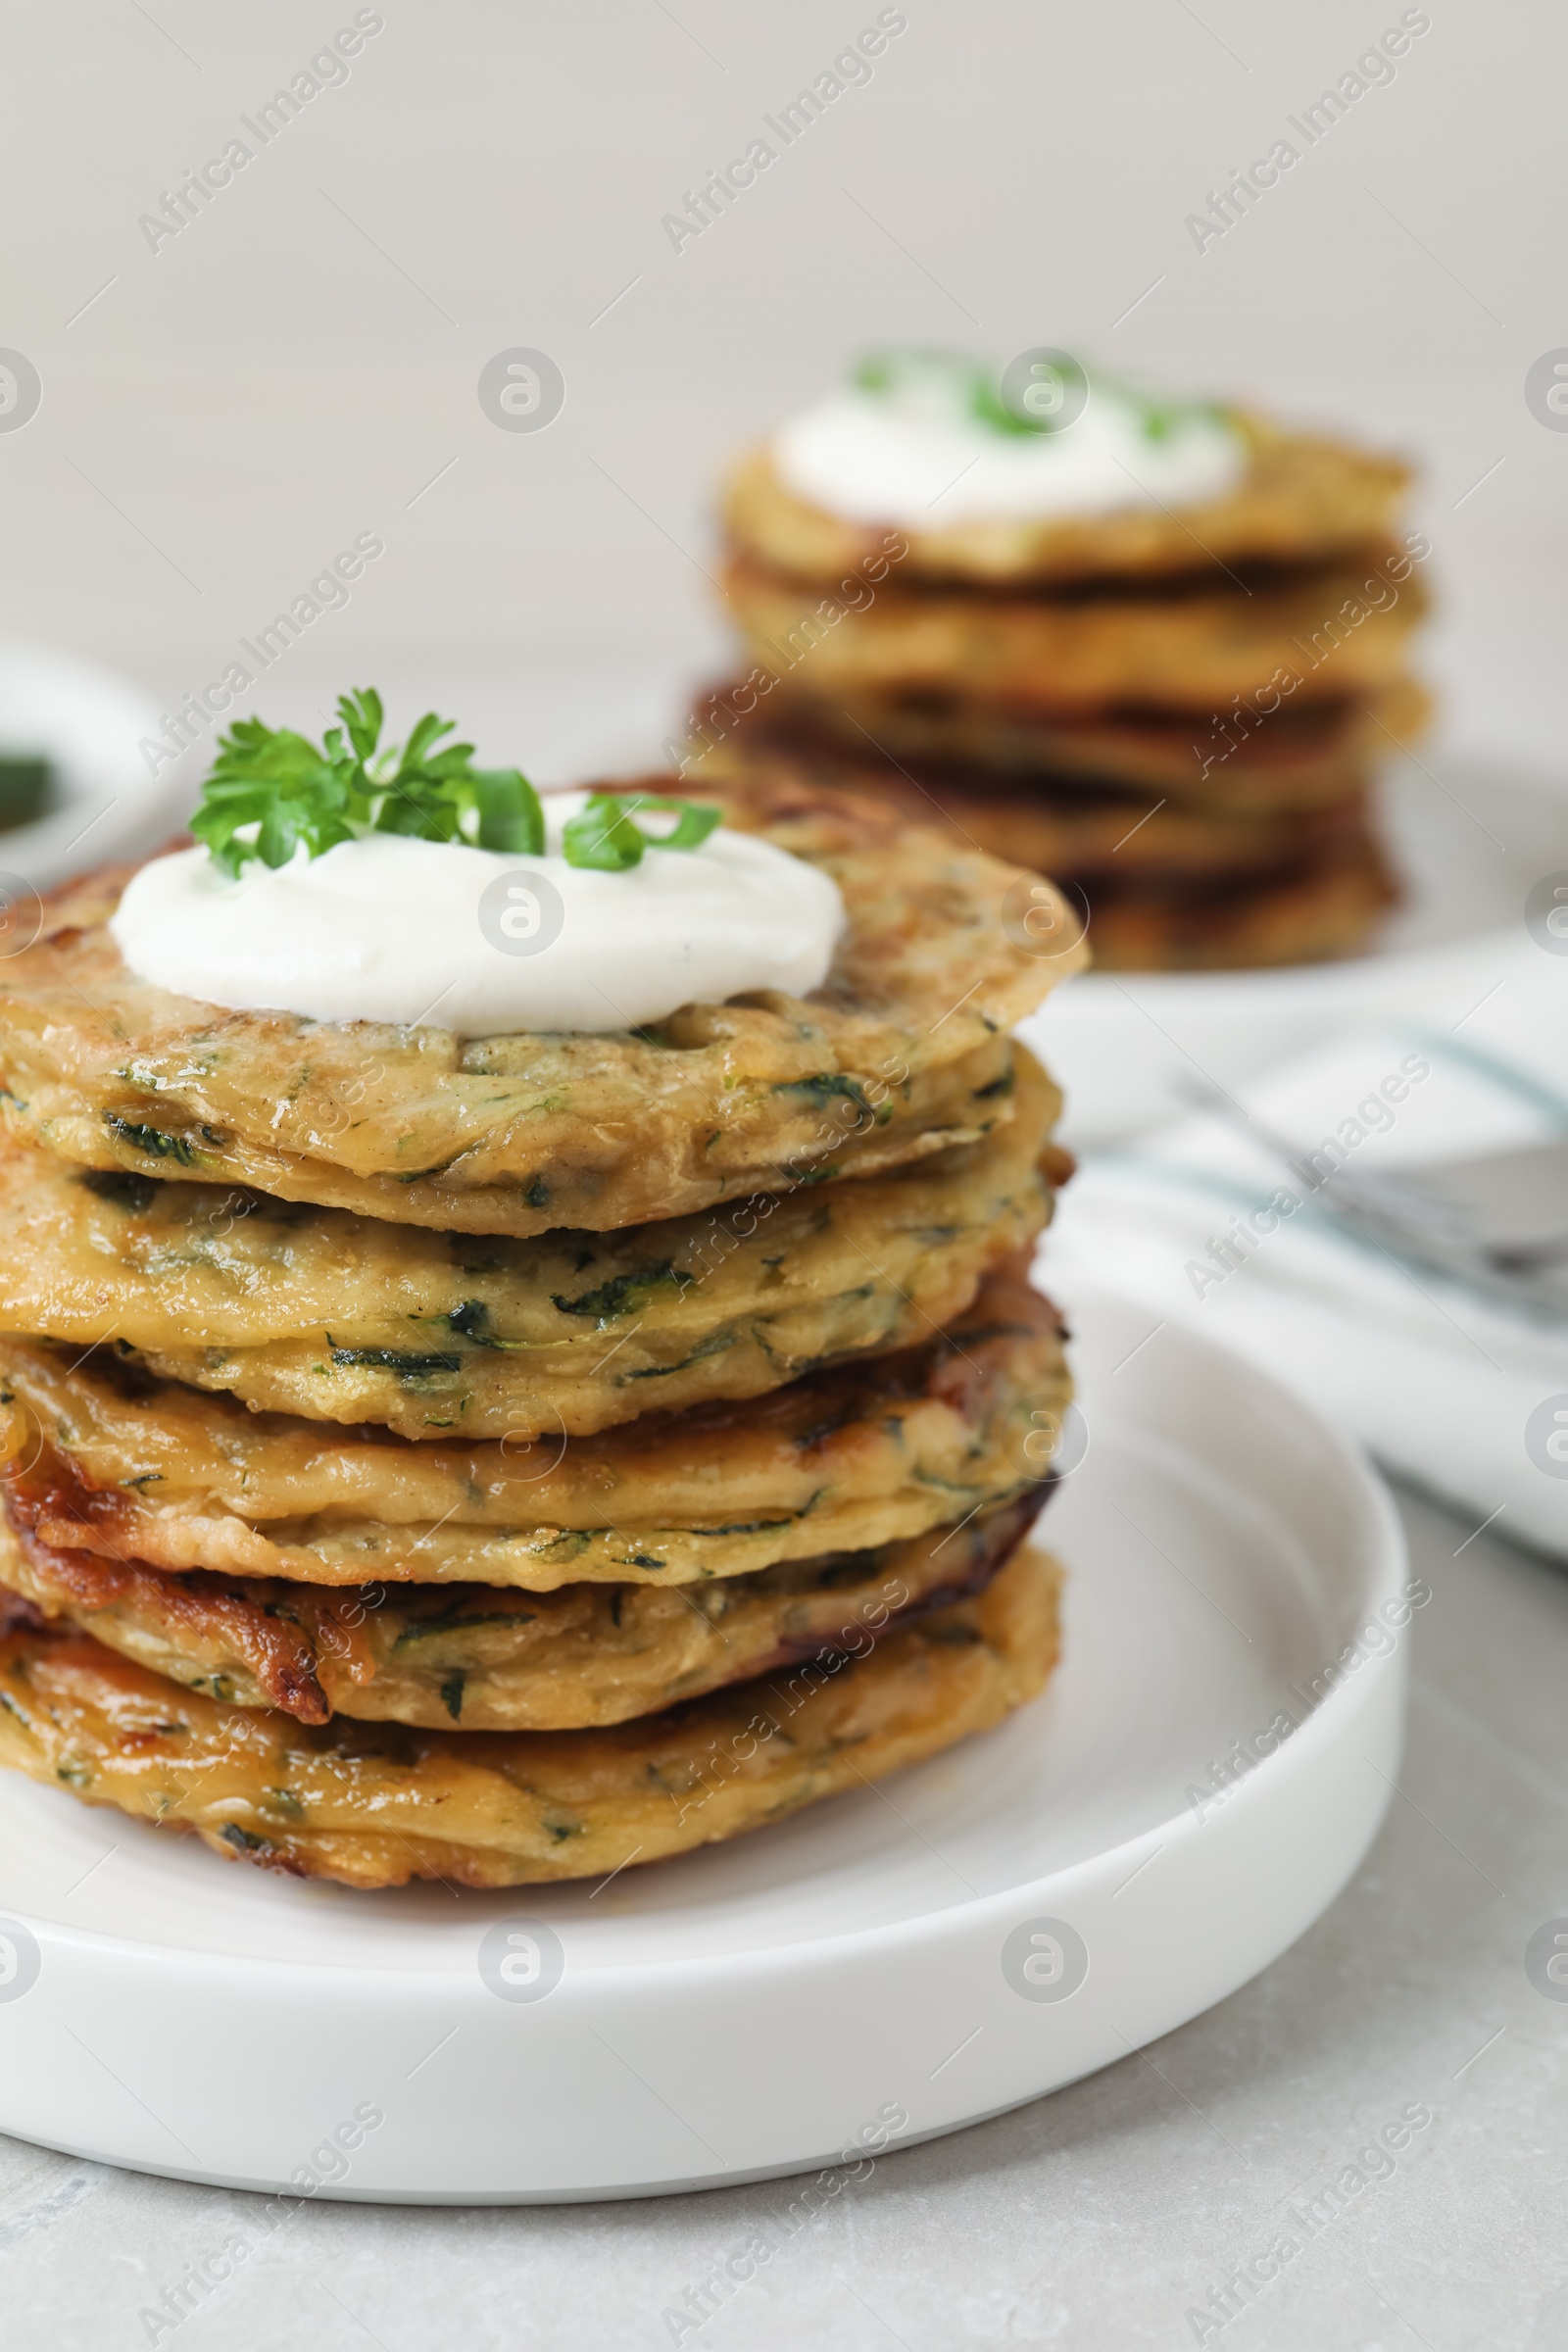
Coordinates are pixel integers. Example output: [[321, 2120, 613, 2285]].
[[773, 380, 1246, 528], [110, 794, 847, 1037]]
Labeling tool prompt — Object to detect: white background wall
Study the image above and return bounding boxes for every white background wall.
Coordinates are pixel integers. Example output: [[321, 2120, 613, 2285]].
[[5, 0, 1563, 797]]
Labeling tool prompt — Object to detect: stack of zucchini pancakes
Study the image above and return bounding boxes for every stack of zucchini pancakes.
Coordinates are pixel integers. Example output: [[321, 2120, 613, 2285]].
[[0, 772, 1084, 1890], [697, 353, 1431, 971]]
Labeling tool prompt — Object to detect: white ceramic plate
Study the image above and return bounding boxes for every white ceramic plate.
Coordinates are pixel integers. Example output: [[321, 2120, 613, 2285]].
[[0, 1293, 1406, 2203], [1025, 756, 1568, 1146], [0, 635, 174, 888]]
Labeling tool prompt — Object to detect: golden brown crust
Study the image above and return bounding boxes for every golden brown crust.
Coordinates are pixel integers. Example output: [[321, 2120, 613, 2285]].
[[0, 1271, 1070, 1591], [0, 1542, 1061, 1886], [722, 415, 1412, 588], [691, 747, 1398, 968], [0, 1049, 1059, 1440], [1081, 836, 1401, 971], [695, 673, 1432, 811], [723, 552, 1428, 715], [0, 1489, 1045, 1730], [691, 737, 1372, 885], [0, 777, 1085, 1238]]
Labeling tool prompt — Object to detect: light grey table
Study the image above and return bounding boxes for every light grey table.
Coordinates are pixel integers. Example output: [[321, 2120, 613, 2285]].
[[1, 1481, 1559, 2352]]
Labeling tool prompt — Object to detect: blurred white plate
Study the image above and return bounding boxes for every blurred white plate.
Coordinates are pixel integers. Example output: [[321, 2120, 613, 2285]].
[[0, 636, 175, 888], [0, 1295, 1405, 2202], [1026, 757, 1568, 1147]]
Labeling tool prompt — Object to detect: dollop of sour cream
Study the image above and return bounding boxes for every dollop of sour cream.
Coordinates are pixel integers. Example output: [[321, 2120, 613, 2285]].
[[772, 369, 1246, 528], [110, 794, 846, 1036]]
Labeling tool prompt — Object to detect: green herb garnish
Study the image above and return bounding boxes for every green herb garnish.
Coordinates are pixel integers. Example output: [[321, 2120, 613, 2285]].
[[561, 791, 721, 872], [852, 345, 1222, 445], [854, 346, 959, 398], [972, 361, 1089, 438], [853, 347, 1076, 436], [191, 693, 720, 879], [191, 690, 543, 877]]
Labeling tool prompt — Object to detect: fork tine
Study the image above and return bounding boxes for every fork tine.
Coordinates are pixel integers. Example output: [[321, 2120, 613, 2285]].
[[1171, 1076, 1568, 1320]]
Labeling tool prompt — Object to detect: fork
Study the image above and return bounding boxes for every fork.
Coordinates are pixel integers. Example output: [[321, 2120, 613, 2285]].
[[1180, 1081, 1568, 1320]]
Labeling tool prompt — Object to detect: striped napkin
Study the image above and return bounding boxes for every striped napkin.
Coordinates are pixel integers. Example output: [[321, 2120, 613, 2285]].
[[1044, 962, 1568, 1559]]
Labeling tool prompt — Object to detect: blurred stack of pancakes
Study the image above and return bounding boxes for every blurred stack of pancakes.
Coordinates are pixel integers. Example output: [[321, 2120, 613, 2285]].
[[689, 356, 1431, 971], [0, 775, 1085, 1890]]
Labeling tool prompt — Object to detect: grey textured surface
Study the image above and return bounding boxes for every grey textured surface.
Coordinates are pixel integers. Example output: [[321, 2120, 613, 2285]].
[[1, 1484, 1561, 2351]]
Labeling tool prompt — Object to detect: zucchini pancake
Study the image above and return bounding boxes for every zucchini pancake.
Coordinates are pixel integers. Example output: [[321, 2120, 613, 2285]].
[[0, 701, 1084, 1888], [686, 351, 1433, 972]]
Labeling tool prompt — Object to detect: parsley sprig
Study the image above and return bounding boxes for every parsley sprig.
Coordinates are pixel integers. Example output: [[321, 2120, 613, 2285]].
[[190, 692, 719, 878], [853, 346, 1223, 444], [562, 791, 720, 871], [854, 347, 1079, 437]]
